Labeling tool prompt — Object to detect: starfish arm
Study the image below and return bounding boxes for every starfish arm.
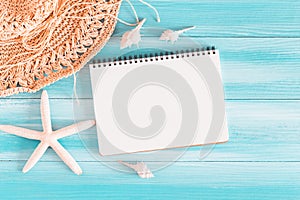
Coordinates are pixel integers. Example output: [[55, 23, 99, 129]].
[[41, 90, 52, 133], [23, 142, 49, 173], [54, 120, 96, 139], [0, 125, 42, 140], [51, 140, 82, 175]]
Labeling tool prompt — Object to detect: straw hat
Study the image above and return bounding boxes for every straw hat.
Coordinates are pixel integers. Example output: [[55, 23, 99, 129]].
[[0, 0, 122, 97]]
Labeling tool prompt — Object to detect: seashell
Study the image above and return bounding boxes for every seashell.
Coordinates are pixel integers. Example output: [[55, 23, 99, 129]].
[[160, 26, 196, 44], [119, 161, 154, 179], [120, 19, 146, 49]]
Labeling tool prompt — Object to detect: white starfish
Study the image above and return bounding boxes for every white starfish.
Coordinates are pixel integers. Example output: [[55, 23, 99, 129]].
[[0, 90, 95, 175], [119, 161, 154, 179]]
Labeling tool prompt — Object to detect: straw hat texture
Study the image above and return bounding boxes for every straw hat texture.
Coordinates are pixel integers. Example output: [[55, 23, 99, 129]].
[[0, 0, 122, 96]]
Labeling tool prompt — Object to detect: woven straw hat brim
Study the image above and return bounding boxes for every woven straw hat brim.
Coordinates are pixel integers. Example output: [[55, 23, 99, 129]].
[[0, 0, 122, 97], [0, 0, 57, 40]]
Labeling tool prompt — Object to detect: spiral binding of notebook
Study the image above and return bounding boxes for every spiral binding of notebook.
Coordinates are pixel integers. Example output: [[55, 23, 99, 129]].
[[90, 46, 216, 68]]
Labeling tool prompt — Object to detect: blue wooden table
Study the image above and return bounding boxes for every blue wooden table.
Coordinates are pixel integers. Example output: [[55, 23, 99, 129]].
[[0, 0, 300, 199]]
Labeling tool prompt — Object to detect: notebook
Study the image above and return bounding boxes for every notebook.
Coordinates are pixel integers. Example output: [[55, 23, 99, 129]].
[[89, 47, 229, 156]]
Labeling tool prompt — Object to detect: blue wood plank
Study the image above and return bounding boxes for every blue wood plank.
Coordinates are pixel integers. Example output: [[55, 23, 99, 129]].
[[0, 99, 299, 162], [116, 0, 300, 37], [0, 161, 299, 200], [1, 38, 299, 99]]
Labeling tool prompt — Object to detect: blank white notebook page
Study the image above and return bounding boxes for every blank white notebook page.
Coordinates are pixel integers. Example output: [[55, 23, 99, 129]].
[[90, 49, 229, 156]]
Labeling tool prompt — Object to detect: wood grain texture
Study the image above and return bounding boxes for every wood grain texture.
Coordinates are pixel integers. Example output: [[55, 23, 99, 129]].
[[0, 0, 299, 199], [0, 99, 299, 162], [115, 0, 300, 37], [2, 38, 299, 99], [0, 161, 299, 199]]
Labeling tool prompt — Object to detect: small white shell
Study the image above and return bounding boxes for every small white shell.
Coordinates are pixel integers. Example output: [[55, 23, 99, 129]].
[[160, 29, 180, 44], [120, 19, 146, 49], [119, 161, 154, 179], [160, 26, 196, 44]]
